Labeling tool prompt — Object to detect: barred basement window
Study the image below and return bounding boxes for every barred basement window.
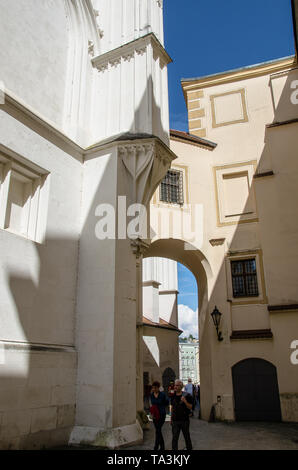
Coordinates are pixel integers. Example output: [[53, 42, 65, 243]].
[[231, 259, 259, 298], [160, 169, 184, 205]]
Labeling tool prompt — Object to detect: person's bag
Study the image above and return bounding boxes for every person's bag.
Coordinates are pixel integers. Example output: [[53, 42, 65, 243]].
[[150, 404, 160, 421]]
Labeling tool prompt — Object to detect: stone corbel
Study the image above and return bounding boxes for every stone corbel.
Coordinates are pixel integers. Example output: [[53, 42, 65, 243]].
[[130, 238, 150, 259], [119, 138, 176, 207]]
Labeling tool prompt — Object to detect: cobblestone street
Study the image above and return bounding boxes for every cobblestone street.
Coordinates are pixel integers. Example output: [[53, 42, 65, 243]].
[[128, 413, 298, 451]]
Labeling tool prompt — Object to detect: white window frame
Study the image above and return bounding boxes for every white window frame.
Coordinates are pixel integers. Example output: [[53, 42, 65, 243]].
[[0, 153, 49, 243]]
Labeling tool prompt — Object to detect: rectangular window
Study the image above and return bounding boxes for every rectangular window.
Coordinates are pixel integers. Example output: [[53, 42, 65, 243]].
[[231, 258, 259, 298], [160, 169, 184, 205]]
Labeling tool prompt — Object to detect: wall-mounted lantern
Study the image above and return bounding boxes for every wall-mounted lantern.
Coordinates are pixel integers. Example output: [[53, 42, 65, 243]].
[[211, 306, 223, 341]]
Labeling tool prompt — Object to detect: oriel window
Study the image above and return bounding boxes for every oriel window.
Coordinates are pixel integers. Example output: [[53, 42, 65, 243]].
[[231, 258, 259, 298], [160, 169, 184, 205]]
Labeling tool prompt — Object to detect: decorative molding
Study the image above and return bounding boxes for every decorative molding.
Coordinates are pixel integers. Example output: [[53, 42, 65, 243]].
[[119, 138, 176, 206], [210, 89, 249, 128], [159, 290, 179, 295], [92, 33, 172, 72], [254, 171, 274, 179], [0, 91, 177, 177], [0, 340, 75, 353], [136, 47, 146, 56], [93, 9, 104, 38], [209, 238, 225, 246], [266, 118, 298, 129], [130, 238, 150, 259], [1, 89, 84, 161], [88, 40, 95, 56], [230, 329, 273, 340], [268, 304, 298, 313], [181, 56, 296, 92], [110, 57, 121, 68], [142, 280, 161, 289], [213, 160, 258, 227], [227, 248, 261, 256]]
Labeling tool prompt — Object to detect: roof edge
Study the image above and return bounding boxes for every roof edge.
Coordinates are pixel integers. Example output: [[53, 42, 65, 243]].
[[181, 56, 296, 96], [170, 129, 217, 150]]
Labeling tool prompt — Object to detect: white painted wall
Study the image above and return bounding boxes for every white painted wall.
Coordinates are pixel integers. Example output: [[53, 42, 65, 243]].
[[142, 257, 178, 327]]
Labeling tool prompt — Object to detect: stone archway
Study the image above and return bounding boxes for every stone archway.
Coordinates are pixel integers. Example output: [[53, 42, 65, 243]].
[[143, 238, 213, 420]]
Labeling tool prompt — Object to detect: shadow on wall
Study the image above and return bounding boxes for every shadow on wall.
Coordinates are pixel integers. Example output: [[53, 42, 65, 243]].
[[142, 329, 179, 386], [146, 68, 298, 423], [209, 69, 298, 422], [0, 60, 169, 448]]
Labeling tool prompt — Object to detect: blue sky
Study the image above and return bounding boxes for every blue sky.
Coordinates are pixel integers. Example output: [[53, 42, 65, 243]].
[[165, 0, 295, 337], [164, 0, 295, 131]]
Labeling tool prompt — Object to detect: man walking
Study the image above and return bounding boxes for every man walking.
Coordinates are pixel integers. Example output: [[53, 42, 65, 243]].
[[170, 380, 193, 451]]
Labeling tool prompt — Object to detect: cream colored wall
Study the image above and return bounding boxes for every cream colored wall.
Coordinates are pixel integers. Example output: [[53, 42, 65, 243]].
[[143, 326, 180, 386], [149, 61, 298, 422]]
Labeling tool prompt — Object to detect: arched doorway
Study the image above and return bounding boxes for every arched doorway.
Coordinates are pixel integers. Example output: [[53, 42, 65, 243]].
[[232, 358, 282, 421], [143, 238, 213, 420], [162, 367, 176, 396]]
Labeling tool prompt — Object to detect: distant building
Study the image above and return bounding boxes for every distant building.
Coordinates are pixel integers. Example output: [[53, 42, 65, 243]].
[[179, 340, 200, 385]]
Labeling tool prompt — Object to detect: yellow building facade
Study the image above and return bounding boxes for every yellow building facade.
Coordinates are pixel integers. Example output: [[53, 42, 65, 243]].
[[147, 54, 298, 422]]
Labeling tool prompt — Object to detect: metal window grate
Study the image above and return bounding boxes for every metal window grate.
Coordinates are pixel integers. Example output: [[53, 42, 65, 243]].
[[160, 170, 184, 205], [231, 258, 259, 298]]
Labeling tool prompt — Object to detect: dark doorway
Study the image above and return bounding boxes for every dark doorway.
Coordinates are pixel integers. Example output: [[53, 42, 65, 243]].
[[232, 358, 282, 422], [162, 367, 176, 397]]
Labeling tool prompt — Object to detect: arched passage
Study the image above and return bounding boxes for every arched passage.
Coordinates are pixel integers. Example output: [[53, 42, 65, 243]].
[[143, 238, 213, 420], [232, 358, 282, 422]]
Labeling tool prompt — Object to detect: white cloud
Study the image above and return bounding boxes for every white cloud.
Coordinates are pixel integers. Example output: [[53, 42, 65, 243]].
[[178, 304, 198, 339]]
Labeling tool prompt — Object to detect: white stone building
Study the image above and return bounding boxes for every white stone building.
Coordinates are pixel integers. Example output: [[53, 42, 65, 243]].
[[0, 0, 175, 449]]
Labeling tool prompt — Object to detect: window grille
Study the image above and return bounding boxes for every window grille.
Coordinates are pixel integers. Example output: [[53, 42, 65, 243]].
[[231, 258, 259, 298], [160, 169, 184, 205]]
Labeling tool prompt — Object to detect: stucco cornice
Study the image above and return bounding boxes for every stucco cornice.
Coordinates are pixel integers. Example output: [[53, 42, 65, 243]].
[[181, 56, 296, 100], [85, 134, 177, 165], [1, 89, 84, 162], [1, 90, 177, 168], [92, 32, 172, 72]]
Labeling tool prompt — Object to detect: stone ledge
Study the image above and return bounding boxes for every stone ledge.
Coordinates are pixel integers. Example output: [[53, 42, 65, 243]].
[[268, 304, 298, 313], [69, 421, 143, 449], [253, 171, 274, 179], [230, 329, 273, 340]]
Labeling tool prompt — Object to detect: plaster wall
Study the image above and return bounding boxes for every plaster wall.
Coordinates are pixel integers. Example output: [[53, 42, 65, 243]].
[[149, 62, 298, 422], [74, 147, 117, 432], [143, 326, 179, 386], [0, 109, 82, 447], [93, 0, 164, 53], [0, 0, 69, 128]]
